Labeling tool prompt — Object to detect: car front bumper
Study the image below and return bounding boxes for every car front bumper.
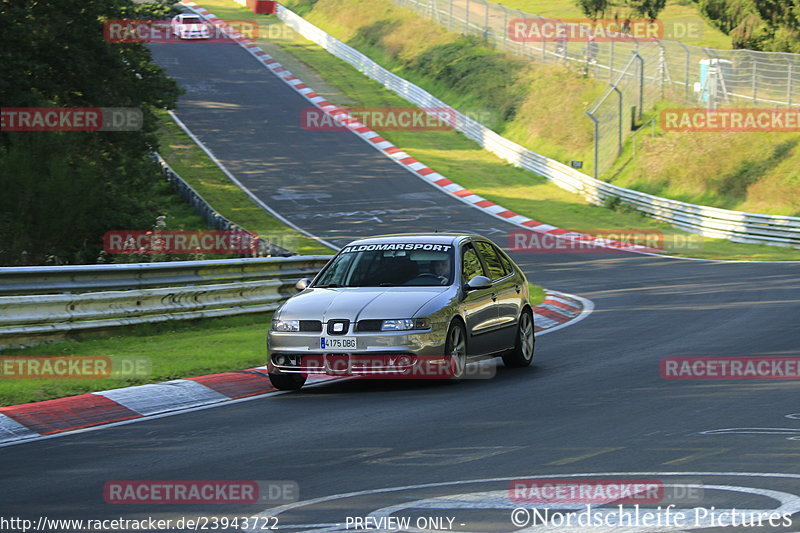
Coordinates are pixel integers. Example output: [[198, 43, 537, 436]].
[[177, 30, 211, 39], [267, 328, 449, 376]]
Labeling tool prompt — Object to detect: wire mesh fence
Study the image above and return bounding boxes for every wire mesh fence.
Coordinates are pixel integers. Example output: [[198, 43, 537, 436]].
[[392, 0, 800, 177]]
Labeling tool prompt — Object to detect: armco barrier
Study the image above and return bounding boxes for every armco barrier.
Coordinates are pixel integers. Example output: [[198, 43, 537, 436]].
[[0, 256, 332, 348], [242, 4, 799, 248]]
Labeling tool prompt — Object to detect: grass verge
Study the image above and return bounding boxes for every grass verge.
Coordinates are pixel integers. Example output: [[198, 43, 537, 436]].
[[0, 313, 271, 406]]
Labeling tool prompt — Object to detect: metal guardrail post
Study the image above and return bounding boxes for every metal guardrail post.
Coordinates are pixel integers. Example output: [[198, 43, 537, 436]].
[[502, 4, 507, 46], [609, 40, 615, 82], [613, 85, 623, 157], [658, 45, 666, 100], [483, 0, 489, 44], [634, 51, 644, 121], [674, 41, 691, 104], [540, 15, 547, 61], [586, 112, 600, 180], [448, 0, 453, 31]]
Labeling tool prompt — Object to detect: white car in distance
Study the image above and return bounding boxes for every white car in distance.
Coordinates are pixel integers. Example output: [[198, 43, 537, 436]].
[[170, 14, 212, 40]]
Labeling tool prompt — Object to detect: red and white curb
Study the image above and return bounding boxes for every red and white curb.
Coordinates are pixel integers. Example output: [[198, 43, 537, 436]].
[[533, 290, 592, 334], [0, 290, 590, 447], [0, 371, 337, 447], [179, 1, 659, 255]]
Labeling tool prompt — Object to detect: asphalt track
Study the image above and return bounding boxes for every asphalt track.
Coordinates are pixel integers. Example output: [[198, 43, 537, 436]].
[[2, 39, 800, 532]]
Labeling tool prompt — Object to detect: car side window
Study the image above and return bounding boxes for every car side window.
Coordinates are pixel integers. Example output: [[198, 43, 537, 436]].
[[474, 241, 507, 280], [461, 244, 485, 282], [495, 245, 514, 275]]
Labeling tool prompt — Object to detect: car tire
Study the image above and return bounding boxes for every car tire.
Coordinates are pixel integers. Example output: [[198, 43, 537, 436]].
[[445, 320, 467, 382], [502, 308, 535, 368], [268, 372, 307, 391]]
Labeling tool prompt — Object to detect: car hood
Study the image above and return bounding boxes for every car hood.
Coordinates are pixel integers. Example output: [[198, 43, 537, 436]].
[[277, 287, 449, 322]]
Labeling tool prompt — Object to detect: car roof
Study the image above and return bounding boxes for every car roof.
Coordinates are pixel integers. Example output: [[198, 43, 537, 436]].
[[344, 233, 484, 247]]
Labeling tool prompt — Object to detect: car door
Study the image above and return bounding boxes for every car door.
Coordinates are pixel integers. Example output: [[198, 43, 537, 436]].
[[473, 241, 519, 351], [459, 242, 498, 356]]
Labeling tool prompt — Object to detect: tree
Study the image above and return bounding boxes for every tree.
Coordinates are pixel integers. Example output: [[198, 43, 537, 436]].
[[624, 0, 667, 21], [575, 0, 609, 20], [0, 0, 181, 264]]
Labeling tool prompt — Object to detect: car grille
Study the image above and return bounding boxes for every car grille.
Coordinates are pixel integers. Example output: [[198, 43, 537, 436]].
[[356, 320, 382, 332], [326, 319, 350, 335], [299, 320, 322, 332]]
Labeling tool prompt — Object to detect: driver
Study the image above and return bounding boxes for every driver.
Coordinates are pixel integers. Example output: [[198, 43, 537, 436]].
[[430, 259, 450, 284]]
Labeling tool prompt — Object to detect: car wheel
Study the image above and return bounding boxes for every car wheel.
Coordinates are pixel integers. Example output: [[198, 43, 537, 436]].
[[445, 320, 467, 381], [268, 371, 307, 391], [502, 308, 535, 368]]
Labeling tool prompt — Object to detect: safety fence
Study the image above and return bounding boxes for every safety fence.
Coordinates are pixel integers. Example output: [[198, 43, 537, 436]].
[[265, 4, 799, 247], [391, 0, 800, 176], [0, 256, 332, 348]]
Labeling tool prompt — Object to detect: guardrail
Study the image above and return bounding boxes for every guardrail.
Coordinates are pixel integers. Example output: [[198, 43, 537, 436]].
[[263, 4, 800, 247], [0, 256, 332, 348]]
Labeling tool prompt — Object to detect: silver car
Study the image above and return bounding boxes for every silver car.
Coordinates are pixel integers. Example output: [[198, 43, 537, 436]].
[[266, 233, 535, 390]]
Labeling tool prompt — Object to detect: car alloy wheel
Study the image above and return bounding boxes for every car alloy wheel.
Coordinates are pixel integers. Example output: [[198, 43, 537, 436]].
[[502, 309, 535, 368], [446, 321, 467, 381]]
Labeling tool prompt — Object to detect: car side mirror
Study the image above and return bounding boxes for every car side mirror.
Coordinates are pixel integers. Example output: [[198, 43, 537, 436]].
[[464, 275, 492, 291], [295, 278, 311, 291]]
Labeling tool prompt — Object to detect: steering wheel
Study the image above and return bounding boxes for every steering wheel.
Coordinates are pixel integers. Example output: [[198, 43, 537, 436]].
[[412, 272, 447, 285]]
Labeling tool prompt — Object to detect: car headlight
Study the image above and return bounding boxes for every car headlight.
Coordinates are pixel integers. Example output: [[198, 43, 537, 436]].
[[272, 319, 300, 332], [381, 318, 431, 331]]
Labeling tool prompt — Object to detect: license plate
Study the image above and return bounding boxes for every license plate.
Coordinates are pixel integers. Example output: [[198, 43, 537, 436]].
[[320, 337, 357, 351]]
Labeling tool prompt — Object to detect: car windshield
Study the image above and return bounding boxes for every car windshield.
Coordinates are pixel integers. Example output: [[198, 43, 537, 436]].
[[181, 16, 203, 24], [314, 243, 454, 287]]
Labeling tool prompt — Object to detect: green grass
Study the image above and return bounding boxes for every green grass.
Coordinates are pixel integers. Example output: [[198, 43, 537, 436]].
[[157, 111, 333, 255], [0, 313, 272, 406], [191, 0, 800, 261], [608, 109, 800, 216], [496, 0, 732, 48]]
